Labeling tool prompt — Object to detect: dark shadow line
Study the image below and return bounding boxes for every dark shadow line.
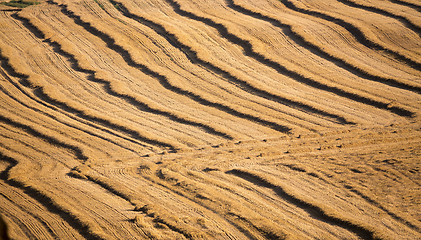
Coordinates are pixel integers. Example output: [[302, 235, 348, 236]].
[[164, 0, 415, 117], [227, 169, 379, 240], [0, 153, 104, 240], [226, 0, 421, 94], [109, 0, 353, 125], [277, 0, 421, 71], [48, 0, 292, 134]]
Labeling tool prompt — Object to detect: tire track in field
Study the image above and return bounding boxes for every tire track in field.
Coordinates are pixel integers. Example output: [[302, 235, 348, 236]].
[[389, 0, 421, 12], [279, 161, 420, 233], [227, 0, 421, 94], [0, 52, 157, 154], [103, 3, 346, 130], [72, 165, 254, 239], [1, 132, 154, 240], [336, 0, 421, 36], [343, 185, 421, 233], [0, 114, 88, 161], [277, 0, 421, 70], [226, 169, 380, 240], [0, 13, 166, 151], [68, 170, 186, 239], [0, 173, 53, 239], [49, 0, 292, 134], [0, 204, 38, 239], [157, 159, 364, 239], [0, 97, 110, 162], [81, 173, 208, 239], [0, 37, 174, 152], [108, 0, 353, 125], [0, 151, 104, 240], [5, 12, 182, 150], [14, 11, 234, 143], [152, 167, 281, 239], [155, 157, 358, 238], [1, 133, 144, 239], [155, 165, 315, 239], [0, 190, 59, 239], [164, 0, 415, 117], [140, 127, 420, 238], [0, 68, 143, 156], [137, 164, 265, 239], [0, 123, 81, 165]]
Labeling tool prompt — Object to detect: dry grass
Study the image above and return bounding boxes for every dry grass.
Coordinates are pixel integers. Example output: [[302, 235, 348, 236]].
[[0, 0, 419, 239]]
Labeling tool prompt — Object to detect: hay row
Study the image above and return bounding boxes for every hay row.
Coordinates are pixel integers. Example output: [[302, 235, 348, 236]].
[[285, 0, 421, 69], [163, 0, 417, 118], [49, 0, 301, 134], [228, 0, 421, 94]]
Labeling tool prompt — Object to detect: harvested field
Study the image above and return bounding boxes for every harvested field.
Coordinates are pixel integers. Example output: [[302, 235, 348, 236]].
[[0, 0, 420, 239]]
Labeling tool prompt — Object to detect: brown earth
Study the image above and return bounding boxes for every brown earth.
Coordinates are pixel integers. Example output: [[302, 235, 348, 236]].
[[0, 0, 420, 239]]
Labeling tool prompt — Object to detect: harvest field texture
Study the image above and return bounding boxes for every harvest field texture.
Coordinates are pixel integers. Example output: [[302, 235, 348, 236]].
[[0, 0, 420, 239]]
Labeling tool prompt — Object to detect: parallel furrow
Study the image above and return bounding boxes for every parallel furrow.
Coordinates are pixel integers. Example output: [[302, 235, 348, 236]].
[[68, 173, 196, 239], [71, 165, 253, 239], [0, 72, 144, 156], [14, 11, 233, 143], [336, 0, 421, 35], [0, 41, 174, 151], [0, 115, 88, 161], [278, 0, 421, 70], [0, 151, 103, 240], [109, 0, 352, 125], [152, 168, 280, 239], [0, 189, 59, 239], [0, 0, 419, 239], [0, 60, 153, 152], [344, 185, 421, 233], [279, 161, 421, 234], [50, 0, 293, 134], [164, 0, 415, 117], [389, 0, 421, 11], [5, 97, 137, 156], [226, 169, 380, 240], [227, 0, 421, 94]]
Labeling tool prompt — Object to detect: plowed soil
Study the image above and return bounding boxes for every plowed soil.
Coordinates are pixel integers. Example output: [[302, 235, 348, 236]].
[[0, 0, 420, 239]]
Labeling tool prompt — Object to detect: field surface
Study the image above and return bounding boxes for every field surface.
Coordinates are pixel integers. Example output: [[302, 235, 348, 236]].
[[0, 0, 420, 239]]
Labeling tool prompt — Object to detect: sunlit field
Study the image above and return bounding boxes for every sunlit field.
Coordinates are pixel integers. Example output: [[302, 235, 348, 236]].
[[0, 0, 420, 239]]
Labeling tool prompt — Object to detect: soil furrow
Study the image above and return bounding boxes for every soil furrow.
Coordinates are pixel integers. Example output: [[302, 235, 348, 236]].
[[33, 87, 177, 150], [0, 191, 59, 239], [78, 173, 203, 239], [0, 0, 419, 238], [0, 54, 154, 152], [151, 169, 267, 239], [278, 161, 420, 233], [74, 165, 252, 239], [154, 167, 292, 239]]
